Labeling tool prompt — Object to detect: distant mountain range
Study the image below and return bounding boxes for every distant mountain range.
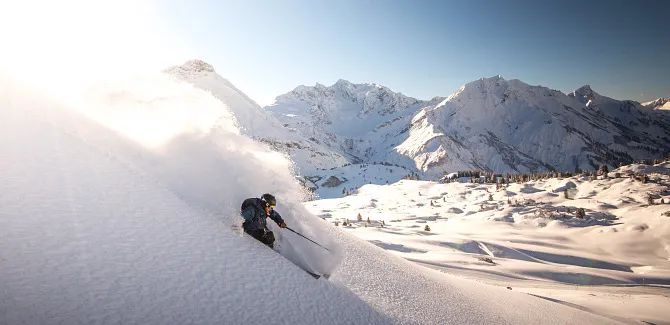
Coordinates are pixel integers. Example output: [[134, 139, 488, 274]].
[[166, 60, 670, 195]]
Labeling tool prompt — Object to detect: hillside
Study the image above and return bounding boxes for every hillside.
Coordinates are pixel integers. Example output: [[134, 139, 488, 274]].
[[0, 74, 616, 324], [307, 163, 670, 324]]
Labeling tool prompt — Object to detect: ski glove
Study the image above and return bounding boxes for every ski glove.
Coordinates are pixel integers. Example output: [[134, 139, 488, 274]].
[[278, 222, 287, 228]]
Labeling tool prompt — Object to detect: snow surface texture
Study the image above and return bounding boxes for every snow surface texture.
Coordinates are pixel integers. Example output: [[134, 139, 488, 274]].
[[307, 169, 670, 324], [0, 74, 616, 324]]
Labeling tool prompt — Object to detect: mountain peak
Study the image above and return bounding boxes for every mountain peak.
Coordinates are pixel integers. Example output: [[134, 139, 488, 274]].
[[334, 79, 354, 87], [573, 85, 602, 97], [575, 84, 593, 94], [455, 75, 509, 97], [570, 85, 601, 105], [164, 59, 215, 79], [471, 75, 507, 86]]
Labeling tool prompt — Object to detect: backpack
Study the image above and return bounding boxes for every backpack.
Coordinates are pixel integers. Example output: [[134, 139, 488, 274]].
[[241, 198, 258, 214]]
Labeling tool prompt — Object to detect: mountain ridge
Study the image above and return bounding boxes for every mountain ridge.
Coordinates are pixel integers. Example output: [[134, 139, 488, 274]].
[[166, 60, 670, 197]]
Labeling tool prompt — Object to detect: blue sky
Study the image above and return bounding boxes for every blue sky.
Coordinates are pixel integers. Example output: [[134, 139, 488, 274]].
[[160, 0, 670, 106]]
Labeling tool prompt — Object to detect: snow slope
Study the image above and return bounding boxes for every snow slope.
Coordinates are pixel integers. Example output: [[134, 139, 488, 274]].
[[0, 81, 378, 324], [307, 167, 670, 324], [0, 75, 617, 324]]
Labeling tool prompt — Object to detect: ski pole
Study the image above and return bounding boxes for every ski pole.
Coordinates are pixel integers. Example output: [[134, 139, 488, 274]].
[[285, 226, 330, 252]]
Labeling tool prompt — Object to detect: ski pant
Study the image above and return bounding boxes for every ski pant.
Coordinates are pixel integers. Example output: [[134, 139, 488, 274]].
[[245, 228, 275, 249]]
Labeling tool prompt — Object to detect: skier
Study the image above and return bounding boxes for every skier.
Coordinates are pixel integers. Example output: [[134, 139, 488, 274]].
[[240, 193, 287, 249]]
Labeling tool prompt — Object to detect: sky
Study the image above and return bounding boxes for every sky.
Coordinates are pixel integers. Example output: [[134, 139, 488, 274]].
[[158, 0, 670, 105], [1, 0, 668, 106]]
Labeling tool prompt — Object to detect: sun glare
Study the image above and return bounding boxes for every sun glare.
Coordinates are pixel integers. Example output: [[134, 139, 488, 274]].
[[0, 0, 187, 97], [0, 0, 202, 148]]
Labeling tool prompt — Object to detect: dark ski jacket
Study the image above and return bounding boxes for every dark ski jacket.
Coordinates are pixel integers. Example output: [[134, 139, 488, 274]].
[[241, 198, 285, 232]]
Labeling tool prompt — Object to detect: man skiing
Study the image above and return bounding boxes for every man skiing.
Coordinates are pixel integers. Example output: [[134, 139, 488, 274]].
[[240, 193, 287, 249]]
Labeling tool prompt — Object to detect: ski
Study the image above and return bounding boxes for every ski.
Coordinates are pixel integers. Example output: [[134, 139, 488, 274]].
[[231, 222, 328, 280], [305, 271, 321, 279], [304, 271, 331, 280]]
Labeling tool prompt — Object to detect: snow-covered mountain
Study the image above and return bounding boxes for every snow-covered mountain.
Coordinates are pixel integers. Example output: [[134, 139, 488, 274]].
[[164, 60, 349, 173], [643, 97, 670, 110], [164, 61, 439, 195], [267, 79, 444, 167], [265, 75, 670, 190], [263, 79, 444, 195], [406, 77, 670, 178], [166, 60, 670, 198]]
